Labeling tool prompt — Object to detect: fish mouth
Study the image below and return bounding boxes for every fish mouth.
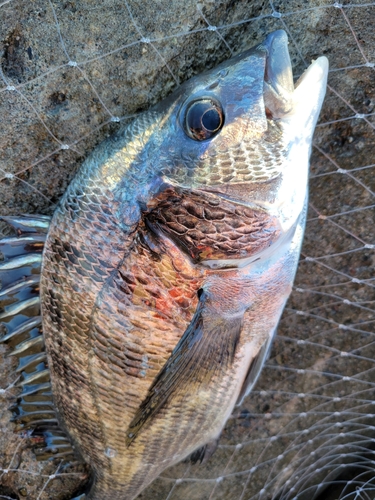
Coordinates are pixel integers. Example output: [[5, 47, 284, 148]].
[[262, 30, 294, 119], [261, 29, 329, 124]]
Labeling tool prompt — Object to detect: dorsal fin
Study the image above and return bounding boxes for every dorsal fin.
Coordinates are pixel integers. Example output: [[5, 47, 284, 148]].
[[0, 215, 76, 461]]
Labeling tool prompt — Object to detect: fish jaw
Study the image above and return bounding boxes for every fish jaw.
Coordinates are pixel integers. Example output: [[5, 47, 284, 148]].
[[283, 55, 330, 135], [263, 29, 329, 137], [262, 30, 295, 118], [272, 55, 329, 233]]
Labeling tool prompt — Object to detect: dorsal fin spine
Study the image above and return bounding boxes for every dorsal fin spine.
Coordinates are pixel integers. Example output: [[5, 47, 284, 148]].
[[0, 215, 76, 462]]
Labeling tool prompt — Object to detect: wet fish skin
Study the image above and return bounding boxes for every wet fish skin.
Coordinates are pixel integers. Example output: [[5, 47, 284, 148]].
[[36, 31, 328, 499]]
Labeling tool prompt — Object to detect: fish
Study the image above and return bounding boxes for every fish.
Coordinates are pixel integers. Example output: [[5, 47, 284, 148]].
[[0, 30, 328, 500]]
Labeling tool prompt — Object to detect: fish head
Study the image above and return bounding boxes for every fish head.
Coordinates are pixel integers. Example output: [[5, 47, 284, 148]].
[[145, 30, 328, 267]]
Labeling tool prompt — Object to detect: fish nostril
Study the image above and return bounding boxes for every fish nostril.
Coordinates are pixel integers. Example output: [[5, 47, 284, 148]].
[[197, 288, 204, 299]]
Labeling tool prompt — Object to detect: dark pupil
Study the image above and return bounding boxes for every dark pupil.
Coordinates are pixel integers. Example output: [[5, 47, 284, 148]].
[[186, 100, 223, 140], [202, 108, 221, 132]]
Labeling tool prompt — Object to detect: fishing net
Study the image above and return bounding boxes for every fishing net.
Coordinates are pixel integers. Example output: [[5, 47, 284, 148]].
[[0, 1, 374, 499]]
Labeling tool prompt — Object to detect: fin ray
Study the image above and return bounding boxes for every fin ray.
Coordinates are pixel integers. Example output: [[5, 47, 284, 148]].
[[0, 234, 46, 258], [0, 296, 40, 320], [0, 253, 42, 270], [0, 316, 42, 343], [188, 438, 220, 465], [0, 276, 40, 299], [236, 333, 274, 406], [125, 291, 242, 446], [18, 368, 50, 386], [21, 382, 52, 397], [0, 215, 76, 462], [0, 215, 51, 233], [11, 335, 44, 357], [16, 352, 47, 372]]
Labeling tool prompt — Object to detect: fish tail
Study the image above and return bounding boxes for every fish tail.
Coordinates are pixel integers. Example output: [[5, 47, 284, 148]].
[[0, 215, 75, 461]]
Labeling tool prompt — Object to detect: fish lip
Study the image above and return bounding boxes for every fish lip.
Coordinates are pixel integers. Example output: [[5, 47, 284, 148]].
[[263, 30, 294, 95], [261, 30, 294, 117]]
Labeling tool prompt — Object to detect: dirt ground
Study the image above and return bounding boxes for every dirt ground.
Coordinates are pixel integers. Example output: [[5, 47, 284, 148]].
[[0, 1, 374, 499]]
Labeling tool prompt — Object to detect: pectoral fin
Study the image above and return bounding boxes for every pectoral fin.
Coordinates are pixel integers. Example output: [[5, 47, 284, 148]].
[[125, 290, 243, 446], [188, 437, 220, 465], [0, 216, 75, 462], [236, 333, 274, 406]]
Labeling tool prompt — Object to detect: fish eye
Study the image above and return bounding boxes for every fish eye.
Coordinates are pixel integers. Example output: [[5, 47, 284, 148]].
[[184, 99, 224, 141]]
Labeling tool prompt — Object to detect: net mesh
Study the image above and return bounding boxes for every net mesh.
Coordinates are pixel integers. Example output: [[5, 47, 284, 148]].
[[0, 0, 374, 499]]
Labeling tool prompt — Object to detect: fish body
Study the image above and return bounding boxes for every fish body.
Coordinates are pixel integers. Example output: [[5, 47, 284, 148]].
[[0, 31, 328, 499]]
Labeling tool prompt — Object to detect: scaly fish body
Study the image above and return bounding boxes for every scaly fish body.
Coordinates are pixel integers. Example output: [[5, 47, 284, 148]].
[[0, 31, 328, 499]]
